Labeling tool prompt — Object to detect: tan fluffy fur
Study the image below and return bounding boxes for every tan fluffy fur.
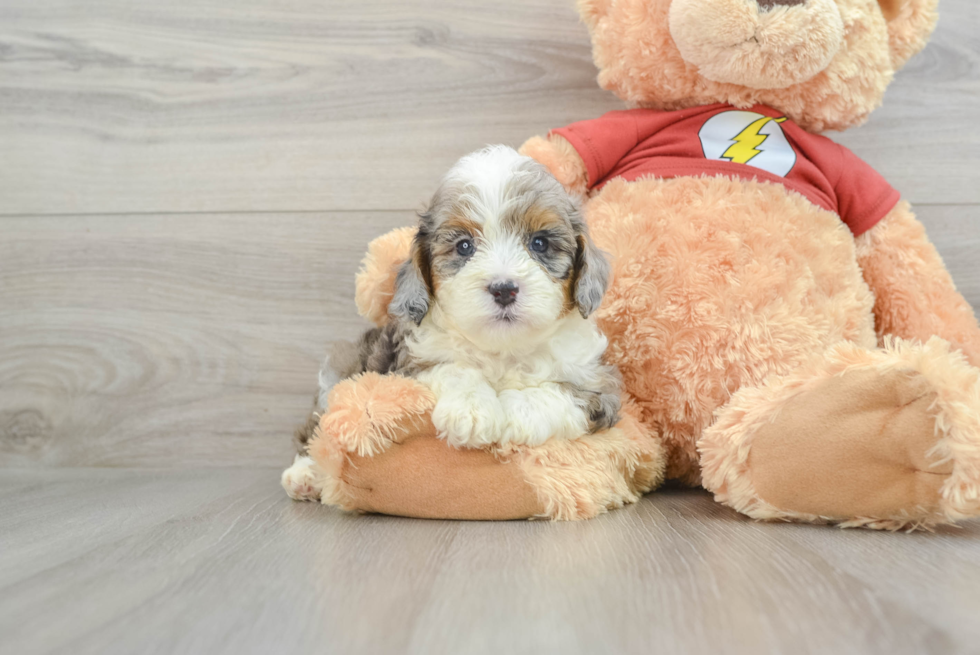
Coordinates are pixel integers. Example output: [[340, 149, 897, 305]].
[[580, 0, 937, 132], [518, 135, 590, 199], [501, 398, 666, 520], [316, 372, 436, 458], [588, 175, 878, 483], [355, 227, 415, 328], [855, 203, 980, 368], [308, 373, 436, 510]]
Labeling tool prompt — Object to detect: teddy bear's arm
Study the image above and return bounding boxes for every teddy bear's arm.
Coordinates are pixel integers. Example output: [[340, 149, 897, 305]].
[[310, 397, 547, 521], [519, 134, 589, 198], [855, 201, 980, 367], [309, 374, 665, 521]]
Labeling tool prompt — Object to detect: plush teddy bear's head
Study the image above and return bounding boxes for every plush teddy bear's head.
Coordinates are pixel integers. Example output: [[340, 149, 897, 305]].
[[580, 0, 937, 132]]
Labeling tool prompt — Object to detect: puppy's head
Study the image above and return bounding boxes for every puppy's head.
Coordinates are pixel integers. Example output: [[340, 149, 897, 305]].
[[390, 146, 610, 350]]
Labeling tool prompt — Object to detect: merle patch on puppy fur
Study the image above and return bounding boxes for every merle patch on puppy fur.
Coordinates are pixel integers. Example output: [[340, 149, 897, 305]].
[[561, 367, 623, 434]]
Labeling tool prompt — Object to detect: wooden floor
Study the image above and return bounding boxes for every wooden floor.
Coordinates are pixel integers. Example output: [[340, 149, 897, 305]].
[[3, 471, 980, 655], [1, 1, 979, 653]]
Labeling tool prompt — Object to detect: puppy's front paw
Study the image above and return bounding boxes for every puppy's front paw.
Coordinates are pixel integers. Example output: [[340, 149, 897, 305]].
[[432, 389, 505, 449], [281, 455, 321, 501], [498, 388, 590, 446], [498, 390, 558, 446]]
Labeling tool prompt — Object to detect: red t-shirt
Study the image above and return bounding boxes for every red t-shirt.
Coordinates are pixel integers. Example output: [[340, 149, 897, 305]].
[[551, 104, 900, 236]]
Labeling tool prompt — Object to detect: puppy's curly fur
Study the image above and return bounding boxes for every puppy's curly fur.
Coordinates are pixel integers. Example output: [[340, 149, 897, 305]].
[[292, 146, 620, 461]]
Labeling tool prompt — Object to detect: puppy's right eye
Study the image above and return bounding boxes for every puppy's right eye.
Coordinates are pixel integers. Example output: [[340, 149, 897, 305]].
[[456, 239, 474, 256]]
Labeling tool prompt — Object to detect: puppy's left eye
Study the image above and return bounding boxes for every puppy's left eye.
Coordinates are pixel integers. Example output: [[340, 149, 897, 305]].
[[530, 236, 549, 253]]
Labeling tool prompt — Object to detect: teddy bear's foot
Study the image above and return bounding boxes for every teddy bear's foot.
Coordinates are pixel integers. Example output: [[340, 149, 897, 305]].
[[699, 338, 980, 531], [318, 372, 436, 457]]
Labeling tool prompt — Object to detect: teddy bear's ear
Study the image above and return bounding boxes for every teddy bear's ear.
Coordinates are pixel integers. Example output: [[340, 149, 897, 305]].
[[577, 0, 611, 29], [881, 0, 939, 70]]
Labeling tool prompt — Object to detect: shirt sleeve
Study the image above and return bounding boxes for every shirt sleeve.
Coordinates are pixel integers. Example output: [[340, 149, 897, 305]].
[[550, 110, 641, 189], [833, 143, 902, 237]]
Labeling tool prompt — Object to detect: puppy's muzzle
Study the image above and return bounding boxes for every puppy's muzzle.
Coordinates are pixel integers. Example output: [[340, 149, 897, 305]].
[[488, 280, 519, 307]]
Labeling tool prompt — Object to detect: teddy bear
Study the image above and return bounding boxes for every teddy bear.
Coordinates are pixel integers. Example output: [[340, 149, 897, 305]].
[[300, 0, 980, 530]]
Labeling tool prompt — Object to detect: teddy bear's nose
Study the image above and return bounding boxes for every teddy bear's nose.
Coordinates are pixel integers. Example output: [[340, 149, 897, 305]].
[[756, 0, 806, 9]]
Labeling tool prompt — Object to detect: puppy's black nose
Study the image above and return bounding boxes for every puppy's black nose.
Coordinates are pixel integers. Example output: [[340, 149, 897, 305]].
[[488, 280, 519, 307]]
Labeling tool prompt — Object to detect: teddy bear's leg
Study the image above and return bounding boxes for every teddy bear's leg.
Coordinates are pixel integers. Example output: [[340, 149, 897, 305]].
[[699, 338, 980, 530], [856, 202, 980, 368], [306, 376, 666, 520]]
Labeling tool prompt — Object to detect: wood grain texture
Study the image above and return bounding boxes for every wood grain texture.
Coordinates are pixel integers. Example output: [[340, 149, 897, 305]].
[[1, 0, 979, 215], [915, 204, 980, 307], [2, 206, 977, 469], [1, 469, 979, 655], [0, 212, 412, 468], [0, 0, 613, 215]]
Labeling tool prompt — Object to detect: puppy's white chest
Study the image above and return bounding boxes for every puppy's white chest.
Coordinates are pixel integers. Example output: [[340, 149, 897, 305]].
[[492, 367, 540, 390], [410, 316, 608, 449]]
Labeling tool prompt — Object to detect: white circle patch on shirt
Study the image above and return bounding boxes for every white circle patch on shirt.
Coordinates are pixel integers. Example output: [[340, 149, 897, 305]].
[[698, 110, 797, 178]]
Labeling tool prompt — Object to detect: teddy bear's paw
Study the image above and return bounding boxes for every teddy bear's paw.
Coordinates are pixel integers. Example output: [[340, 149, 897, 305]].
[[281, 454, 321, 502], [319, 373, 436, 457]]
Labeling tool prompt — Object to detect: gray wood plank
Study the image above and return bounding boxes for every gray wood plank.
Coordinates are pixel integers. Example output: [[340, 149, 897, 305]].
[[0, 0, 977, 215], [831, 0, 980, 202], [0, 212, 413, 468], [0, 0, 613, 215], [916, 204, 980, 307], [1, 207, 977, 469], [1, 469, 979, 655]]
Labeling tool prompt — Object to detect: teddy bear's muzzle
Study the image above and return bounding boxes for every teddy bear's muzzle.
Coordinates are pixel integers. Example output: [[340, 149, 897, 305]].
[[668, 0, 844, 90]]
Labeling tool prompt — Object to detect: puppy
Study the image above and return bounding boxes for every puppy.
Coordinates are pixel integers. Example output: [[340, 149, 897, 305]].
[[282, 146, 620, 501]]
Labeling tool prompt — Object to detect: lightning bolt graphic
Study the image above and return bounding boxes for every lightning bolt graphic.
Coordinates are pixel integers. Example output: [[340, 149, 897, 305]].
[[721, 116, 787, 165]]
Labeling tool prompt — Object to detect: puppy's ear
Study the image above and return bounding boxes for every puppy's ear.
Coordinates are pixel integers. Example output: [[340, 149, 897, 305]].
[[572, 229, 610, 319], [389, 229, 432, 326]]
